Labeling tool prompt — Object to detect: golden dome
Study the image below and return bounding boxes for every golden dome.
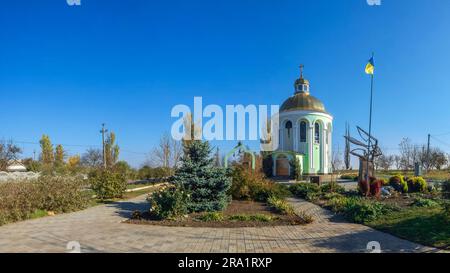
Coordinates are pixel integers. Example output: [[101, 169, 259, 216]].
[[280, 92, 327, 113], [281, 65, 327, 113]]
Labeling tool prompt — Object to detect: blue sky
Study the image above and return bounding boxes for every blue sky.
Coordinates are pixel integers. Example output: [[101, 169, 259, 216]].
[[1, 0, 450, 167]]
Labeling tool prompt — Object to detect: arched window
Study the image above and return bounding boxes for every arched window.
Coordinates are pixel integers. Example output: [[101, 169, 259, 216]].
[[300, 121, 307, 142], [285, 121, 293, 138], [314, 122, 320, 144]]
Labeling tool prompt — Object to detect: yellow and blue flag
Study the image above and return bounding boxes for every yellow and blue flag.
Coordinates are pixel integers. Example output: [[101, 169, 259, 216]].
[[365, 57, 375, 75]]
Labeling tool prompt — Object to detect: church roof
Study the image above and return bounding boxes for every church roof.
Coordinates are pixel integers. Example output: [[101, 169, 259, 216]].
[[280, 65, 328, 114], [280, 92, 327, 113]]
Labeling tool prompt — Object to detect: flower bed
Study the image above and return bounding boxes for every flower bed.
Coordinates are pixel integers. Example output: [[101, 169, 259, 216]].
[[126, 200, 306, 228]]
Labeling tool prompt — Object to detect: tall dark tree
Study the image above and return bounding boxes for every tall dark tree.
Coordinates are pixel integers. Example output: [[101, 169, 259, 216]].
[[344, 122, 351, 170], [173, 141, 231, 212]]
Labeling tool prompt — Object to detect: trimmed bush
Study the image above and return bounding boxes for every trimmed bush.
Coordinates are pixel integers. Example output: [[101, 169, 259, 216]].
[[389, 175, 408, 193], [407, 177, 427, 193], [0, 176, 90, 226], [147, 185, 189, 219], [89, 169, 127, 200]]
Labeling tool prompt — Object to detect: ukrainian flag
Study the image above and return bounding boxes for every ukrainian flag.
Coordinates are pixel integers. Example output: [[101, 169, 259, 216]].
[[365, 57, 375, 75]]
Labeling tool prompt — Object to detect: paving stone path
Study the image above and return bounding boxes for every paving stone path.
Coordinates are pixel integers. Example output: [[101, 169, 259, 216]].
[[0, 195, 437, 253]]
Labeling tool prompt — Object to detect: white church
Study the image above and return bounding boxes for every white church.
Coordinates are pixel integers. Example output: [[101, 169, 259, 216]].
[[271, 66, 333, 177]]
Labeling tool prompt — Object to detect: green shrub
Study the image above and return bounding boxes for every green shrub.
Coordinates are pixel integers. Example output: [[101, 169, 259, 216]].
[[320, 182, 345, 194], [173, 141, 232, 212], [147, 185, 189, 219], [326, 195, 349, 213], [230, 166, 288, 202], [0, 176, 90, 226], [89, 169, 128, 200], [442, 180, 450, 199], [228, 214, 274, 222], [267, 196, 295, 215], [412, 198, 439, 208], [342, 197, 394, 224], [389, 175, 408, 193], [289, 183, 320, 199], [198, 212, 224, 222], [442, 201, 450, 219], [341, 174, 358, 181], [407, 177, 427, 193]]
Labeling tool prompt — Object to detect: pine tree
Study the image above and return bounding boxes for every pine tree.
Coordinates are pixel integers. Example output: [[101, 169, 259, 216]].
[[173, 141, 231, 212]]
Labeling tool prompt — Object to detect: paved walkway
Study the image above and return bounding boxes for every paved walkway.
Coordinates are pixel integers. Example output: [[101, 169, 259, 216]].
[[0, 195, 437, 253]]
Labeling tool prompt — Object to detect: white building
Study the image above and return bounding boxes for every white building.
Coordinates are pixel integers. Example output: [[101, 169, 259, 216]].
[[272, 66, 333, 177]]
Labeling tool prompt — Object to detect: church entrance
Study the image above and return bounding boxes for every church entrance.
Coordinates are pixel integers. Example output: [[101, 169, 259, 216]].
[[276, 155, 290, 176]]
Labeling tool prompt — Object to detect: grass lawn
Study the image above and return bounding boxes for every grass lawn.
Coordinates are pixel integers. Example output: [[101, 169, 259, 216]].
[[367, 207, 450, 249], [90, 187, 157, 206]]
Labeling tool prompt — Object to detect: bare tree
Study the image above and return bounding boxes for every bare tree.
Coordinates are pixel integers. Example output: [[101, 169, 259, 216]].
[[399, 138, 421, 170], [148, 133, 183, 168], [81, 148, 103, 168], [375, 154, 394, 171], [428, 148, 448, 170], [0, 140, 22, 171], [331, 146, 343, 172]]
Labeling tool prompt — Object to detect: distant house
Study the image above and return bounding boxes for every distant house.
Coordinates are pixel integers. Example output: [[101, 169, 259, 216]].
[[6, 160, 27, 172]]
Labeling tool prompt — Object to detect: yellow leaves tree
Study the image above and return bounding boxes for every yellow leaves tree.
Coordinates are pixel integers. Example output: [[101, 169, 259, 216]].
[[67, 155, 81, 172], [39, 135, 54, 165], [105, 132, 119, 168]]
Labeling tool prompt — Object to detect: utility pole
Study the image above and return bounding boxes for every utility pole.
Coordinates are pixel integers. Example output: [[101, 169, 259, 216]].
[[100, 123, 108, 168], [426, 133, 431, 173], [33, 150, 36, 161]]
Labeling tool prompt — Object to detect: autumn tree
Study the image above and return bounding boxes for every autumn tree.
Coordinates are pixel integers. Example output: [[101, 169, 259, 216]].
[[39, 135, 54, 165], [67, 155, 81, 172], [54, 144, 66, 167], [105, 132, 119, 168]]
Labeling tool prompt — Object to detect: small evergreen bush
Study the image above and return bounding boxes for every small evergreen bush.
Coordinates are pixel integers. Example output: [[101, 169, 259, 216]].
[[173, 141, 232, 212]]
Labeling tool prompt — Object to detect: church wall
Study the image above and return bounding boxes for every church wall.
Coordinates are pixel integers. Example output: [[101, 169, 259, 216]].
[[278, 110, 333, 175]]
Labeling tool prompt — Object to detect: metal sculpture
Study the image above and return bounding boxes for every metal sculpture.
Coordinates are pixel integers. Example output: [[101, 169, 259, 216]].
[[344, 126, 382, 179]]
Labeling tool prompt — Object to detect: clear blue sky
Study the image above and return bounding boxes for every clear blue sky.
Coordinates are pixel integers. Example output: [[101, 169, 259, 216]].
[[1, 0, 450, 167]]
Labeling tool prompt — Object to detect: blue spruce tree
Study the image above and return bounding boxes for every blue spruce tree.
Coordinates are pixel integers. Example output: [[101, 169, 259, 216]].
[[173, 140, 231, 212]]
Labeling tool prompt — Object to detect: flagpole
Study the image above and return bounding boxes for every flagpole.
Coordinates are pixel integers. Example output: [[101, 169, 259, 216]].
[[366, 52, 375, 184]]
